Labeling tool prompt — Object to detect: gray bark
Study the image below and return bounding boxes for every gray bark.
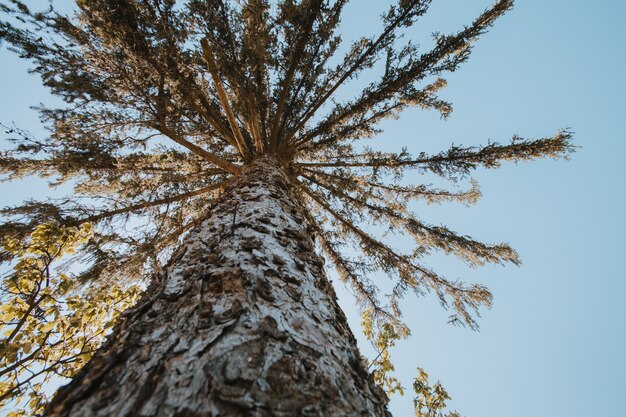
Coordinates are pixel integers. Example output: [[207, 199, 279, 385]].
[[46, 156, 391, 417]]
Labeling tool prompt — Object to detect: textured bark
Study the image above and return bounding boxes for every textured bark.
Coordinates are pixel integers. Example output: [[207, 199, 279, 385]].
[[46, 156, 390, 417]]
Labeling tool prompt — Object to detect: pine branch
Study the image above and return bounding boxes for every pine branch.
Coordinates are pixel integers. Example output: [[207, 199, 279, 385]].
[[153, 124, 242, 174], [279, 1, 347, 131], [240, 0, 274, 143], [81, 182, 226, 224], [286, 0, 433, 142], [201, 38, 251, 159], [302, 167, 481, 205], [296, 131, 574, 179], [177, 85, 240, 149], [246, 94, 265, 154], [300, 181, 492, 329], [291, 0, 513, 151], [303, 172, 519, 268], [293, 78, 451, 152], [298, 199, 395, 321], [269, 0, 323, 149], [316, 230, 395, 323]]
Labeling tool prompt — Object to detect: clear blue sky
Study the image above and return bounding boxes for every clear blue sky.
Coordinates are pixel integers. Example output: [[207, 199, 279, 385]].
[[1, 1, 625, 417]]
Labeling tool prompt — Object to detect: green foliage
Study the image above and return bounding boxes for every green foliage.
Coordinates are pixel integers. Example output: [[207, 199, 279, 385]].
[[361, 308, 409, 396], [361, 308, 460, 417], [412, 368, 460, 417], [0, 222, 140, 416]]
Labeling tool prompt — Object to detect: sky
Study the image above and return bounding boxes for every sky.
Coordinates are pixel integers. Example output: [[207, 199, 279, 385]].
[[1, 1, 625, 417]]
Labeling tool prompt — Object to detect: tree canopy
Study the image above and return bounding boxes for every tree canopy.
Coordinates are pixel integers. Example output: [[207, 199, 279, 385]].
[[0, 0, 573, 415]]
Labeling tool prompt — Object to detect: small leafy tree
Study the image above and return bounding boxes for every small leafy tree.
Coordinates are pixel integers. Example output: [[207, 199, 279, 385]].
[[0, 222, 140, 415]]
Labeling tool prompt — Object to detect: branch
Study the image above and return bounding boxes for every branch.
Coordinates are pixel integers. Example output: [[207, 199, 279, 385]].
[[180, 90, 240, 149], [293, 78, 450, 152], [296, 194, 395, 321], [302, 167, 481, 205], [286, 0, 432, 142], [291, 0, 513, 150], [269, 0, 323, 149], [299, 181, 492, 329], [316, 228, 396, 322], [154, 124, 242, 174], [246, 94, 264, 154], [296, 131, 574, 178], [201, 38, 250, 159], [81, 182, 226, 224], [303, 172, 518, 267]]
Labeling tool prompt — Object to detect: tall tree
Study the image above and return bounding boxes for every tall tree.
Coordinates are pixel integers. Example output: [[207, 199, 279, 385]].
[[0, 0, 573, 416]]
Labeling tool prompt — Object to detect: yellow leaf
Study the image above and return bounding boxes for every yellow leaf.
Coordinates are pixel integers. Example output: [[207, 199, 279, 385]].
[[40, 321, 55, 333]]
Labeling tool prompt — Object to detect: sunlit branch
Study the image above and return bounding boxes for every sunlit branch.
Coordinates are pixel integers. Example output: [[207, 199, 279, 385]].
[[295, 194, 388, 318], [315, 227, 395, 322], [286, 0, 431, 143], [302, 167, 481, 205], [303, 173, 518, 267], [292, 0, 513, 152], [0, 334, 61, 378], [201, 38, 250, 159], [293, 78, 450, 152], [246, 95, 264, 154], [270, 0, 323, 150], [179, 89, 239, 149], [81, 182, 226, 224], [153, 124, 242, 174], [296, 132, 574, 176], [300, 180, 418, 273], [0, 153, 213, 183], [299, 181, 491, 328]]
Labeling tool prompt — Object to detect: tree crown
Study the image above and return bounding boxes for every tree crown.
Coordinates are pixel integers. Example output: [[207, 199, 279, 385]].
[[0, 0, 573, 414]]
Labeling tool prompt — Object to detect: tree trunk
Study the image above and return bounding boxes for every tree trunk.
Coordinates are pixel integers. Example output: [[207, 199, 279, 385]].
[[46, 156, 391, 417]]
